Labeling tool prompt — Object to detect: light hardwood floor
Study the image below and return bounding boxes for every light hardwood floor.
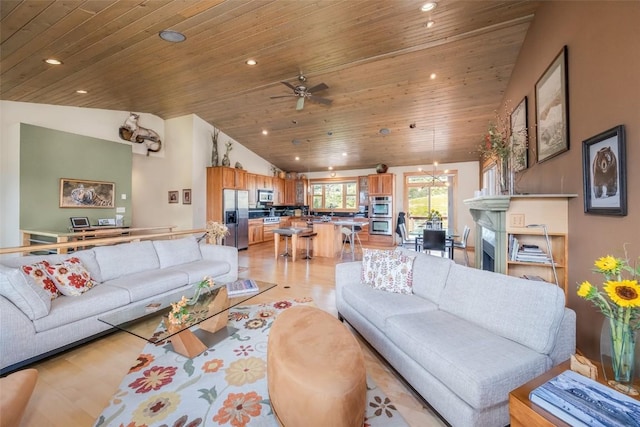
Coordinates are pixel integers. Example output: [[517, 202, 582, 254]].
[[17, 241, 473, 427]]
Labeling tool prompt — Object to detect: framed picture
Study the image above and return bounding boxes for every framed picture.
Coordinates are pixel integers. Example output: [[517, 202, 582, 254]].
[[182, 189, 192, 205], [168, 190, 179, 204], [69, 217, 90, 228], [510, 96, 528, 172], [582, 125, 626, 216], [60, 178, 115, 208], [536, 45, 569, 163]]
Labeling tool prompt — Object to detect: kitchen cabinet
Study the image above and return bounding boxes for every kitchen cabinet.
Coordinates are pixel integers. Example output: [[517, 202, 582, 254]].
[[263, 223, 278, 242], [246, 173, 257, 205], [211, 166, 247, 190], [368, 173, 394, 196], [248, 219, 263, 245], [358, 176, 369, 205], [273, 178, 285, 204], [283, 179, 308, 205]]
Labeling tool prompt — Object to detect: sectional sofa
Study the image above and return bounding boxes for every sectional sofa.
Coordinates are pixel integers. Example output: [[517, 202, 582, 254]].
[[335, 248, 576, 427], [0, 236, 238, 374]]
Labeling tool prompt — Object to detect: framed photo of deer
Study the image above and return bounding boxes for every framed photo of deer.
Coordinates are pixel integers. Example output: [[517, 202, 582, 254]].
[[60, 178, 115, 208], [582, 125, 626, 216]]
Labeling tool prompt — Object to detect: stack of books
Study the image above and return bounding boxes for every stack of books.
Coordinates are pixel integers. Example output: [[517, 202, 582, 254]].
[[529, 370, 640, 426], [226, 279, 259, 297], [508, 236, 553, 264]]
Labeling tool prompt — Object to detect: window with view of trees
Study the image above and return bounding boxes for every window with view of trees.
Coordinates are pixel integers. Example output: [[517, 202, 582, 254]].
[[311, 181, 358, 210], [404, 173, 454, 232]]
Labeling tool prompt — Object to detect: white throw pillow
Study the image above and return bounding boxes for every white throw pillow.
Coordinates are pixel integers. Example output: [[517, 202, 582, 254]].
[[361, 248, 416, 294]]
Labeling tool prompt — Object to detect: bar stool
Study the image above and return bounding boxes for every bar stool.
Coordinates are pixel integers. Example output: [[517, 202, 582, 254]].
[[340, 227, 362, 260], [300, 232, 317, 260], [280, 234, 292, 257]]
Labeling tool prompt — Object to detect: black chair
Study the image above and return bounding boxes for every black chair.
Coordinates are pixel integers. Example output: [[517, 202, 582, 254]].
[[422, 229, 447, 258]]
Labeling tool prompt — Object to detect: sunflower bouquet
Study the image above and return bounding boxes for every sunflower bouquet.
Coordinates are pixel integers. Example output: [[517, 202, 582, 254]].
[[577, 254, 640, 384]]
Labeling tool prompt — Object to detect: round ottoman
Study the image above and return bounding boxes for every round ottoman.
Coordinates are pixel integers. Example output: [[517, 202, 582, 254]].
[[267, 305, 366, 427]]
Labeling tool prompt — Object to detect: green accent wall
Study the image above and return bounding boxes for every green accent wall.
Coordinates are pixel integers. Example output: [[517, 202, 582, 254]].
[[20, 124, 132, 231]]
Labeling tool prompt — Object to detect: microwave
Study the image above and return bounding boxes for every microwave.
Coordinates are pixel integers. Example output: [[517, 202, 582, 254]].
[[258, 189, 274, 203]]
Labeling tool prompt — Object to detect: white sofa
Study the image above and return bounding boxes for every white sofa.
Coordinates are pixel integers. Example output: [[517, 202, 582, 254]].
[[335, 249, 576, 427], [0, 236, 238, 374]]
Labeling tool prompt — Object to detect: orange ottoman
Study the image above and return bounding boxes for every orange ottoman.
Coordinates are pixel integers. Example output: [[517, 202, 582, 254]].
[[267, 305, 366, 427]]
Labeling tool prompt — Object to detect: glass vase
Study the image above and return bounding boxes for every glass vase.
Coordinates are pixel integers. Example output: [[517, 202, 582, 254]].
[[601, 317, 638, 392]]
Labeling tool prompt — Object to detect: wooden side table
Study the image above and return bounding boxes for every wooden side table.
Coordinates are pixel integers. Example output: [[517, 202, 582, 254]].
[[509, 360, 640, 426]]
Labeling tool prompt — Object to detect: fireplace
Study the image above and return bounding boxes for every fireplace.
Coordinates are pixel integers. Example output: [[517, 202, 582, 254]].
[[481, 228, 496, 272]]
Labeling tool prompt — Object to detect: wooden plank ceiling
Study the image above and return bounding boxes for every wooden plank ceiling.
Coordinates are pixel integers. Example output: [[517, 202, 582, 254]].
[[0, 0, 539, 173]]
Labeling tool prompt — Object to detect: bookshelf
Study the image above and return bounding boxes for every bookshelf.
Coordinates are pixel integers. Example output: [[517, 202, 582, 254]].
[[507, 231, 568, 298]]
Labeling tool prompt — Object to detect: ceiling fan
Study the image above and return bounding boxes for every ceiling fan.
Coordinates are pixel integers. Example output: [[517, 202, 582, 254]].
[[270, 74, 332, 110]]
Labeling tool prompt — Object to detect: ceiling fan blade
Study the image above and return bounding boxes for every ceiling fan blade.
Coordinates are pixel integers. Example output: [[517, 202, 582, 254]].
[[296, 97, 305, 110], [270, 95, 296, 99], [308, 95, 332, 105], [306, 83, 328, 93], [280, 81, 297, 91]]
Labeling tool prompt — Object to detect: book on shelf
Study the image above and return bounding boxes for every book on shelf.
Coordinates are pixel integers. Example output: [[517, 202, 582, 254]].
[[226, 279, 259, 297], [529, 369, 640, 427], [522, 274, 548, 282]]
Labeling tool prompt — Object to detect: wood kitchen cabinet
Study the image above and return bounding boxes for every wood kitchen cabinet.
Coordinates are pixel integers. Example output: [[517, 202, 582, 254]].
[[248, 219, 263, 245], [211, 166, 247, 190], [283, 179, 308, 205], [273, 178, 285, 204], [368, 173, 394, 195]]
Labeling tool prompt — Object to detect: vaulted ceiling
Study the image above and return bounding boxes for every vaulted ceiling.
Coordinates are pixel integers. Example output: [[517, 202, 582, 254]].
[[0, 0, 540, 173]]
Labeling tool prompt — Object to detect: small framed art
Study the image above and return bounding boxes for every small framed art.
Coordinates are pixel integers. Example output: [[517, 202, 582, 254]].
[[510, 96, 528, 172], [582, 125, 626, 216], [182, 189, 192, 205], [168, 191, 179, 204]]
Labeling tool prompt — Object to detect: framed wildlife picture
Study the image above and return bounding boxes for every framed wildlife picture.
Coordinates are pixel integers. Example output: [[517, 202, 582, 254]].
[[536, 46, 569, 163], [60, 178, 115, 208], [582, 125, 626, 216]]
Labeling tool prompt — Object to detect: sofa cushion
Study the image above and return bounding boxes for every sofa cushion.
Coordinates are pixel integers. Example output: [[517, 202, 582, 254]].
[[103, 269, 189, 302], [361, 249, 415, 294], [152, 236, 202, 269], [0, 265, 51, 320], [20, 262, 60, 299], [395, 248, 453, 304], [32, 285, 131, 333], [94, 241, 160, 281], [439, 264, 566, 354], [73, 249, 103, 283], [385, 310, 551, 409], [342, 282, 437, 331], [167, 259, 231, 284], [47, 257, 96, 296]]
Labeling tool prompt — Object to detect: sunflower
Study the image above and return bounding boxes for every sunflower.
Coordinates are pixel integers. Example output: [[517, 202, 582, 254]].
[[577, 281, 595, 298], [603, 280, 640, 308], [594, 255, 621, 275]]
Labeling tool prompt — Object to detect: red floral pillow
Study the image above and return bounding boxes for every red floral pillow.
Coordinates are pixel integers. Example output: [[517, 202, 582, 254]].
[[47, 257, 95, 296], [20, 261, 60, 299]]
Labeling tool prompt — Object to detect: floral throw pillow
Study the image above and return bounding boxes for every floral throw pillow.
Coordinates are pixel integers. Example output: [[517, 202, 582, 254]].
[[361, 249, 416, 294], [47, 257, 96, 296], [20, 261, 60, 299]]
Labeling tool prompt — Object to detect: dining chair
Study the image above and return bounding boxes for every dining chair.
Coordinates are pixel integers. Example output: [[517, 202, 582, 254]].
[[422, 229, 447, 258], [398, 223, 416, 250], [453, 225, 471, 266]]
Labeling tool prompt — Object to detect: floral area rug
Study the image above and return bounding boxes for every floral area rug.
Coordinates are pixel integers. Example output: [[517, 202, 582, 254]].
[[94, 298, 409, 427]]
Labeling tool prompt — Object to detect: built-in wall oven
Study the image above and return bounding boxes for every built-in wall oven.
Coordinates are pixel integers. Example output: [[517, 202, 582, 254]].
[[369, 217, 393, 235], [369, 196, 392, 217]]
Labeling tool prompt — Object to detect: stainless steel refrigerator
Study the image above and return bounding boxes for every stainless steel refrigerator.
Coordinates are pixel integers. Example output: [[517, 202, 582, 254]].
[[223, 189, 249, 250]]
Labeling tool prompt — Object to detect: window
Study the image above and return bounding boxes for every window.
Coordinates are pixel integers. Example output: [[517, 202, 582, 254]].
[[311, 180, 358, 210], [404, 172, 455, 233]]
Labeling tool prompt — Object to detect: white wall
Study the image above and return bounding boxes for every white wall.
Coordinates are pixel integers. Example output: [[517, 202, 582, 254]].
[[306, 161, 480, 246]]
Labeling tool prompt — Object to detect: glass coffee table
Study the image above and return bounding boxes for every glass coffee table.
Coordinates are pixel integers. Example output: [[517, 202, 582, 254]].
[[98, 280, 276, 358]]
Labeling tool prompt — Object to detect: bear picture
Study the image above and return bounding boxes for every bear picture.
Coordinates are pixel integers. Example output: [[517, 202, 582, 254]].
[[592, 146, 618, 199], [583, 125, 626, 216]]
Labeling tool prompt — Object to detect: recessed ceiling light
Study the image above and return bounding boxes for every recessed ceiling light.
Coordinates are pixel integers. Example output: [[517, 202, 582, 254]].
[[342, 152, 347, 156], [44, 58, 63, 65], [328, 166, 333, 170], [421, 2, 437, 12], [246, 59, 257, 66], [295, 156, 300, 161], [425, 20, 435, 28], [379, 128, 391, 135], [159, 30, 186, 43], [76, 90, 88, 94], [430, 73, 437, 80], [330, 172, 336, 177], [262, 130, 268, 135]]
